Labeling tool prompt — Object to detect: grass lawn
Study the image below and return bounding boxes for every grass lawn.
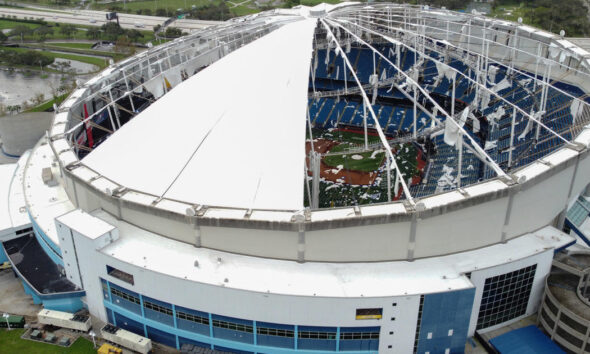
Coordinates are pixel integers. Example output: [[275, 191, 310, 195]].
[[333, 130, 382, 145], [92, 0, 260, 18], [0, 46, 107, 69], [48, 42, 95, 50], [230, 4, 259, 17], [0, 19, 156, 44], [490, 1, 529, 24], [324, 143, 385, 172], [26, 92, 69, 112], [393, 143, 419, 178], [0, 329, 96, 354], [0, 19, 40, 30], [300, 0, 341, 6], [92, 0, 214, 12]]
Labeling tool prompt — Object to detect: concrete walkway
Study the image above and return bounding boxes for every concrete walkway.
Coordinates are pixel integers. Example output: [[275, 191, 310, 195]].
[[0, 269, 41, 318]]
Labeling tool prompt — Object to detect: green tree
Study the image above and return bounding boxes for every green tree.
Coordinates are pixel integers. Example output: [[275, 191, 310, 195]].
[[18, 50, 54, 66], [114, 35, 134, 54], [0, 32, 6, 44], [164, 27, 182, 38], [59, 24, 77, 38], [101, 22, 124, 41], [36, 26, 54, 42], [126, 29, 143, 42], [10, 25, 31, 42], [86, 27, 101, 40]]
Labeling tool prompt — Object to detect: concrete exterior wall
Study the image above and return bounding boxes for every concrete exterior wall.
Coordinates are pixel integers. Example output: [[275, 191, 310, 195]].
[[60, 147, 590, 263], [62, 218, 423, 353]]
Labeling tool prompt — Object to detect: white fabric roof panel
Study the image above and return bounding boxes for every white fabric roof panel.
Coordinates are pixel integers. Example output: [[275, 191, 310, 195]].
[[83, 18, 317, 210]]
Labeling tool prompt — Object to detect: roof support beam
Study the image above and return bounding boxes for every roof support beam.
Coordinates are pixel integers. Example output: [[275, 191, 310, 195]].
[[326, 17, 507, 178], [320, 19, 415, 205]]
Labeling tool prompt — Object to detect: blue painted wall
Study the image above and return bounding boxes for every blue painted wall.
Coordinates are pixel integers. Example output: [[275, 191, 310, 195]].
[[0, 247, 7, 263], [43, 296, 85, 313], [30, 214, 63, 266], [416, 288, 475, 354], [103, 279, 379, 354]]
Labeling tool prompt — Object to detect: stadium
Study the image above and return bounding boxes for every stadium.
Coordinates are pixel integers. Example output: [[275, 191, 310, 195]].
[[2, 2, 590, 353]]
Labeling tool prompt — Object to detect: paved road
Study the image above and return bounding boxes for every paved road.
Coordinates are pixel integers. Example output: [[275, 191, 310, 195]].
[[0, 6, 222, 32]]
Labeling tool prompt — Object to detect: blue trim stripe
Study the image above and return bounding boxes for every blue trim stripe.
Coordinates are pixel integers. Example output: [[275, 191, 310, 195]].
[[29, 212, 63, 266], [102, 279, 379, 354], [105, 301, 376, 354], [566, 219, 590, 247]]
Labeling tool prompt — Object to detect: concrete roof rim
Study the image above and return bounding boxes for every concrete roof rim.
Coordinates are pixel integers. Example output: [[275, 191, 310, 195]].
[[47, 5, 590, 223], [61, 143, 583, 232]]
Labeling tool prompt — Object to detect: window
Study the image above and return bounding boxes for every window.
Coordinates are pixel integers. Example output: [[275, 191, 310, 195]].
[[212, 319, 253, 333], [176, 311, 209, 325], [356, 308, 383, 320], [144, 301, 172, 316], [110, 287, 140, 304], [106, 265, 134, 285], [297, 330, 337, 340], [476, 264, 537, 329], [257, 327, 294, 337], [339, 332, 379, 340], [413, 295, 424, 353]]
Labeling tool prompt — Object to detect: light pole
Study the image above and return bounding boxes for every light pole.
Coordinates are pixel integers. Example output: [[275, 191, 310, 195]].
[[2, 313, 11, 331], [89, 330, 96, 348]]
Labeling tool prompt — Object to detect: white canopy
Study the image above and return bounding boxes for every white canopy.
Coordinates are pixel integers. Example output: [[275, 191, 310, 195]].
[[83, 18, 317, 210]]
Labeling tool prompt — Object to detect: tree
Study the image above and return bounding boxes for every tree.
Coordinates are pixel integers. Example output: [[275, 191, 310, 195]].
[[0, 32, 6, 44], [101, 22, 124, 41], [59, 24, 77, 39], [114, 35, 134, 55], [86, 27, 101, 40], [53, 60, 72, 74], [6, 105, 21, 114], [155, 8, 168, 17], [10, 25, 31, 43], [126, 29, 143, 42], [18, 50, 54, 67], [164, 27, 182, 38], [31, 93, 45, 106], [36, 26, 54, 42]]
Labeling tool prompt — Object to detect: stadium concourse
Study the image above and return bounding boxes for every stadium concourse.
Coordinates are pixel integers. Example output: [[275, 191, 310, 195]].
[[4, 2, 590, 353]]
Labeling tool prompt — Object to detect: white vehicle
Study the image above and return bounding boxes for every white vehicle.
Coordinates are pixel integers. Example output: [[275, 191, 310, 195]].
[[134, 22, 144, 28], [89, 18, 97, 23]]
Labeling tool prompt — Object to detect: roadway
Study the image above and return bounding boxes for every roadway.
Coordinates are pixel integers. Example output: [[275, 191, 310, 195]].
[[0, 6, 222, 32]]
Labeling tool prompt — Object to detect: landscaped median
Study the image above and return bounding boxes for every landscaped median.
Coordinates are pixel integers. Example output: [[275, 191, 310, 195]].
[[0, 329, 95, 354], [0, 45, 109, 70]]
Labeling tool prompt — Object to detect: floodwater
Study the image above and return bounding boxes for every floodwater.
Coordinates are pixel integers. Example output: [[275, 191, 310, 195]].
[[0, 66, 92, 107], [51, 57, 100, 74], [0, 70, 64, 107]]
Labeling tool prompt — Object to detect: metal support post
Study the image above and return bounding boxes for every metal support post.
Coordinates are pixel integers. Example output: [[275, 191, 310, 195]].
[[457, 132, 463, 188], [413, 88, 417, 138], [508, 108, 516, 168], [386, 156, 392, 201], [108, 90, 122, 129]]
